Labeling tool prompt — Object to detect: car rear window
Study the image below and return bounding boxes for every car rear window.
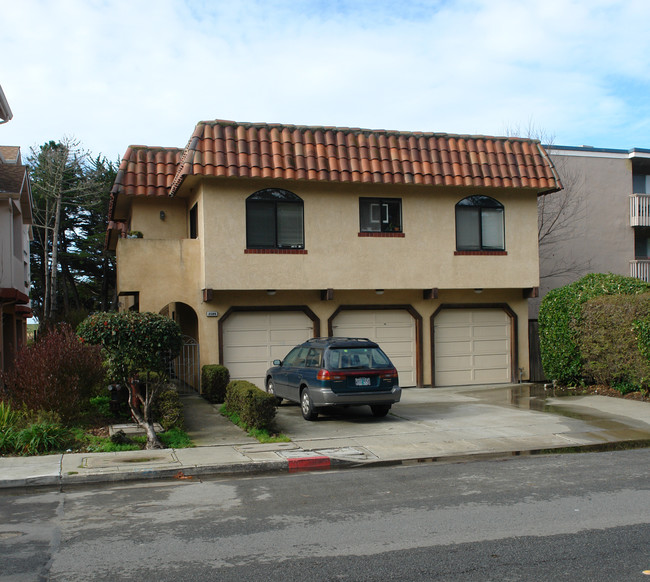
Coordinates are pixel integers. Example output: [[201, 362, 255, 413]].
[[326, 347, 392, 370]]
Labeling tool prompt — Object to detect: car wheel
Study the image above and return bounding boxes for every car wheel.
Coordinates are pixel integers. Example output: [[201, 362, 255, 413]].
[[371, 404, 391, 417], [266, 379, 283, 405], [300, 388, 318, 421]]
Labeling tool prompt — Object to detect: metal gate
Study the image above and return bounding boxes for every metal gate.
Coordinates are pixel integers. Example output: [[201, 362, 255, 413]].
[[170, 335, 201, 394]]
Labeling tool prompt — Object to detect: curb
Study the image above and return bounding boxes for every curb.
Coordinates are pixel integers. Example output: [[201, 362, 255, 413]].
[[2, 440, 649, 491]]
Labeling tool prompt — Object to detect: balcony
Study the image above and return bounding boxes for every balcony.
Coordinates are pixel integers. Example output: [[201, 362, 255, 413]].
[[630, 194, 650, 226], [630, 259, 650, 282]]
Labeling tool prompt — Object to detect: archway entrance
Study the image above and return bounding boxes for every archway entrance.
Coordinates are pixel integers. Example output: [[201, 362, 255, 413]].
[[160, 302, 200, 394]]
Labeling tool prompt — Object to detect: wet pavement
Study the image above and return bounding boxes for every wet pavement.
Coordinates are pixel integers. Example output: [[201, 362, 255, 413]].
[[1, 384, 649, 489]]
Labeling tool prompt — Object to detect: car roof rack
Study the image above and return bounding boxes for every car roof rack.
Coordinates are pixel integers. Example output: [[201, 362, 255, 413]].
[[306, 337, 374, 344]]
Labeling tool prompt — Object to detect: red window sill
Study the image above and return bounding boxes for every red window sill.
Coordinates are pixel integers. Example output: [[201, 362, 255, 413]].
[[358, 232, 405, 238], [454, 250, 507, 256], [245, 249, 308, 254]]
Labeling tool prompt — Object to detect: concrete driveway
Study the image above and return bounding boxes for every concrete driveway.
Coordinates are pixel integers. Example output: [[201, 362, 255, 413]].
[[273, 384, 650, 462]]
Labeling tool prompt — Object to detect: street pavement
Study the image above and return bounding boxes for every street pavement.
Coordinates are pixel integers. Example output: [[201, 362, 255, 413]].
[[1, 384, 650, 489]]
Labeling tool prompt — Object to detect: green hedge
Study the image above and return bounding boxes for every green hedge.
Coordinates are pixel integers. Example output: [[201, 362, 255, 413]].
[[201, 365, 230, 403], [539, 273, 650, 384], [224, 380, 276, 430], [152, 388, 184, 431], [578, 294, 650, 391]]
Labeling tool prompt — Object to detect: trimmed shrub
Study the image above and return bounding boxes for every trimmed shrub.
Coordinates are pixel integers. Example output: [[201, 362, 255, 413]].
[[224, 380, 276, 430], [577, 293, 650, 390], [1, 324, 105, 422], [152, 388, 184, 431], [539, 273, 650, 384], [201, 365, 230, 403]]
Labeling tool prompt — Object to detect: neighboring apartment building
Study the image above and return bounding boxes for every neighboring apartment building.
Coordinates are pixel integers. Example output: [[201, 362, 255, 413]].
[[531, 145, 650, 318], [106, 120, 561, 389], [0, 85, 33, 372]]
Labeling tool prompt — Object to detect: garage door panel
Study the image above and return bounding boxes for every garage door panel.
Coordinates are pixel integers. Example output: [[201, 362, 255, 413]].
[[434, 308, 511, 387], [435, 340, 473, 357], [437, 370, 473, 385], [473, 325, 509, 339], [223, 311, 313, 389], [473, 339, 510, 355], [474, 368, 511, 383], [474, 353, 510, 368], [332, 309, 417, 387], [435, 354, 473, 372]]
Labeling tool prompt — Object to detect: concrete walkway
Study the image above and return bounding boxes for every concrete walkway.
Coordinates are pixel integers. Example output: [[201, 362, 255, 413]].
[[1, 384, 649, 489]]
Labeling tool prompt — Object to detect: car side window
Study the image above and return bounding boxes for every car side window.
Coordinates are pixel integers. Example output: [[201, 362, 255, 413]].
[[305, 348, 323, 368], [284, 346, 309, 367], [282, 347, 302, 366]]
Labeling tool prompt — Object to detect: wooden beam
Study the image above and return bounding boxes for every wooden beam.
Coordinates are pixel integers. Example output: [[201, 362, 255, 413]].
[[423, 288, 439, 300]]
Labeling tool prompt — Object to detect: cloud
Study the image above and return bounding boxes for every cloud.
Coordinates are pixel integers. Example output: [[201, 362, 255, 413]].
[[2, 0, 650, 159]]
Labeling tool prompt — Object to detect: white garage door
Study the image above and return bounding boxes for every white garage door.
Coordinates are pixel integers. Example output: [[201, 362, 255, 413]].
[[434, 308, 511, 386], [222, 311, 313, 389], [331, 309, 417, 387]]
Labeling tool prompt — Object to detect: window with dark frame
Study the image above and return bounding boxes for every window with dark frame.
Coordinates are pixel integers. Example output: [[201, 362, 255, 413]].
[[455, 195, 505, 251], [189, 203, 198, 239], [359, 198, 402, 233], [246, 189, 304, 249]]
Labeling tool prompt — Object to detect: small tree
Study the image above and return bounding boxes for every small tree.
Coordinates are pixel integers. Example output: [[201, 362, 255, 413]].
[[77, 312, 182, 449]]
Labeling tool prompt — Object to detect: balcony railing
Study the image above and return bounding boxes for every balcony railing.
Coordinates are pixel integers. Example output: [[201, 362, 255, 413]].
[[630, 194, 650, 226], [630, 259, 650, 282]]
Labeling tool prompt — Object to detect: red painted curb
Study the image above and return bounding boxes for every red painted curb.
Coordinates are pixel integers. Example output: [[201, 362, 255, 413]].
[[288, 456, 331, 472]]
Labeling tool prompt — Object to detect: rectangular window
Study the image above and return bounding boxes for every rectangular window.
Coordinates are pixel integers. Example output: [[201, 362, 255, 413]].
[[277, 202, 304, 247], [359, 198, 402, 233], [189, 203, 198, 239], [481, 208, 505, 250], [246, 190, 304, 249], [247, 201, 276, 248], [455, 207, 481, 250]]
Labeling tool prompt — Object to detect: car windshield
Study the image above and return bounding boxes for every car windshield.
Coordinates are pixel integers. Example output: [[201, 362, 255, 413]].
[[326, 347, 392, 370]]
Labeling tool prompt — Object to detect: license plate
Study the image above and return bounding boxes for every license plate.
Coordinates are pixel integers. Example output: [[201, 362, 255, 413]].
[[355, 377, 371, 386]]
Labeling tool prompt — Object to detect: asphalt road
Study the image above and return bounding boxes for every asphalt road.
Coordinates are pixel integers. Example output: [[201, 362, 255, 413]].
[[1, 449, 649, 581]]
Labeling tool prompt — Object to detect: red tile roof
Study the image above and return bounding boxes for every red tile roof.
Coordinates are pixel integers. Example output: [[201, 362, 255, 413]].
[[169, 120, 562, 196], [108, 120, 562, 220]]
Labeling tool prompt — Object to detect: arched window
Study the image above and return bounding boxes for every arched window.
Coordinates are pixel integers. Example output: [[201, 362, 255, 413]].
[[455, 195, 505, 251], [246, 189, 304, 249]]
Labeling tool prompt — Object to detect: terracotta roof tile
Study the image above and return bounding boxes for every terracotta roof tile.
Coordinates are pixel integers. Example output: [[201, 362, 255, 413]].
[[110, 121, 561, 218]]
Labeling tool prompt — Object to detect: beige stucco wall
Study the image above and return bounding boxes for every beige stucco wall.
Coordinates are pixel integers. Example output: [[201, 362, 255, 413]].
[[190, 287, 530, 386], [116, 238, 202, 310], [129, 197, 188, 239], [198, 178, 540, 291], [115, 176, 539, 385]]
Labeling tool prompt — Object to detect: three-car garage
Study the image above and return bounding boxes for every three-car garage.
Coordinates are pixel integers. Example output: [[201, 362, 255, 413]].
[[221, 305, 515, 389]]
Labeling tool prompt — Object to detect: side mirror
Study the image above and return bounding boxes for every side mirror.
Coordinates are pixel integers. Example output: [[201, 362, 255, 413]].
[[273, 359, 282, 366]]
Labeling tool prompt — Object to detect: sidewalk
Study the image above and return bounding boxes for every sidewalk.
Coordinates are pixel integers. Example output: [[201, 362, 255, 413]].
[[2, 384, 650, 489]]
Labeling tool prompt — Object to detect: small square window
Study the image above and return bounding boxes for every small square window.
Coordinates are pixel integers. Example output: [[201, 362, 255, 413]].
[[359, 198, 402, 233]]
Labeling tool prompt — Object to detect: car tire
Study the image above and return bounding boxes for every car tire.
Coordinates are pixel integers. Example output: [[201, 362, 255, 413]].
[[370, 404, 391, 417], [300, 388, 318, 421], [266, 379, 283, 406]]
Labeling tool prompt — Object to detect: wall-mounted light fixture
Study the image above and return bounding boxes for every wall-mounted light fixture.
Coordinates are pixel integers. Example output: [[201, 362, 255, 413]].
[[375, 289, 384, 295], [267, 290, 276, 296], [474, 288, 483, 294], [160, 210, 166, 221]]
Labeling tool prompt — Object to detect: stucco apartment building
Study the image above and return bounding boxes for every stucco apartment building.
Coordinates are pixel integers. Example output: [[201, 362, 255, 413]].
[[0, 85, 33, 372], [532, 145, 650, 315], [106, 120, 561, 390]]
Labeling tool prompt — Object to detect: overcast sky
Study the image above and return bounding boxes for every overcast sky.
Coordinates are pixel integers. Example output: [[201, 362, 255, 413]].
[[3, 0, 650, 161]]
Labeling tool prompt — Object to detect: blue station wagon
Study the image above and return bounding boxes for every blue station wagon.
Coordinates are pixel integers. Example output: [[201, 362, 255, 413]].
[[265, 337, 402, 420]]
